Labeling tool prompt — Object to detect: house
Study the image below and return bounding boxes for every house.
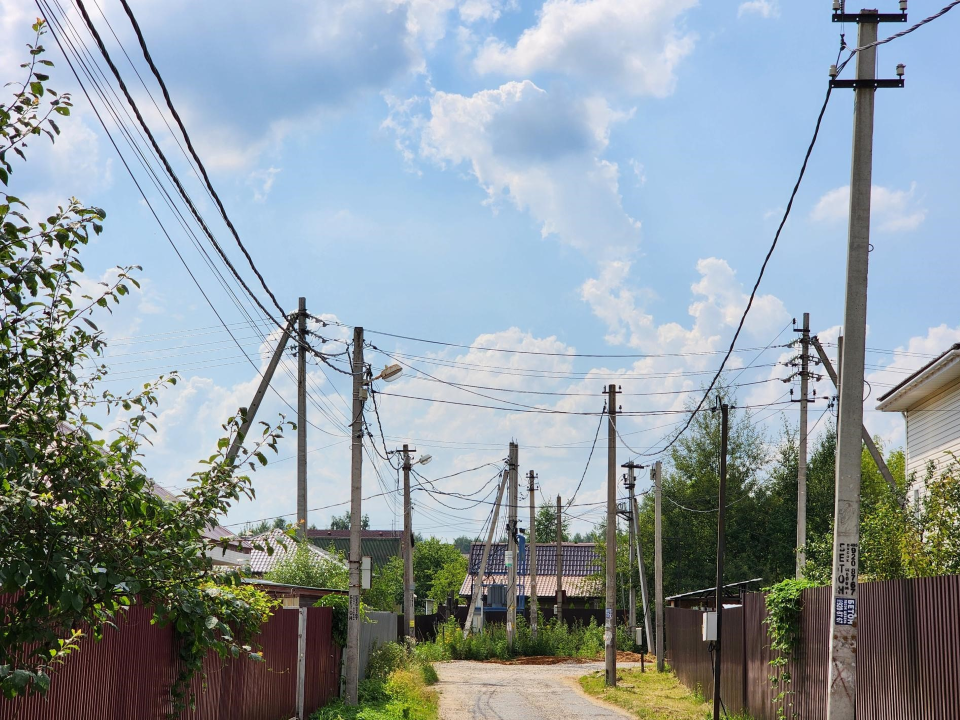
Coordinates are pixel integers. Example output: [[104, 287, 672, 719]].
[[306, 528, 402, 571], [458, 542, 604, 609], [876, 342, 960, 501], [248, 529, 346, 577], [151, 483, 252, 568]]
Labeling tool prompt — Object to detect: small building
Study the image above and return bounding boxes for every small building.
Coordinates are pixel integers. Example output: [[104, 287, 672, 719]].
[[306, 529, 402, 571], [666, 579, 763, 609], [248, 529, 346, 577], [151, 483, 251, 568], [459, 542, 603, 609], [876, 342, 960, 500]]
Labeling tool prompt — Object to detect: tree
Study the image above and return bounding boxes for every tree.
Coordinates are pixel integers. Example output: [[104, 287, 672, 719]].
[[636, 389, 770, 597], [364, 555, 403, 611], [412, 537, 463, 609], [452, 535, 474, 554], [535, 501, 571, 543], [0, 27, 286, 706], [429, 556, 468, 606], [329, 511, 369, 530], [265, 543, 348, 590]]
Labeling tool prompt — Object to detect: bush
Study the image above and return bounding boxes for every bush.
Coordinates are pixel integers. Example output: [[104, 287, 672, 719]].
[[367, 642, 405, 681], [418, 614, 633, 661], [310, 643, 438, 720]]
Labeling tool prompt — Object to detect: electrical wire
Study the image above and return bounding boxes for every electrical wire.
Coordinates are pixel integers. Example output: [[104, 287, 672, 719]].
[[566, 405, 606, 508]]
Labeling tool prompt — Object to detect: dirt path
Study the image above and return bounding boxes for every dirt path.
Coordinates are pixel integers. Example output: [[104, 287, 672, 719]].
[[435, 660, 637, 720]]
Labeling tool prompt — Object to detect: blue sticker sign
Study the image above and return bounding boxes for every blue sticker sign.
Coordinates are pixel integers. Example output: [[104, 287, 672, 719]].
[[835, 598, 856, 626]]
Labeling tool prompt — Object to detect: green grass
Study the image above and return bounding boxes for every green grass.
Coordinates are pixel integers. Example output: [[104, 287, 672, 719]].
[[579, 667, 753, 720], [310, 643, 438, 720], [419, 615, 636, 661]]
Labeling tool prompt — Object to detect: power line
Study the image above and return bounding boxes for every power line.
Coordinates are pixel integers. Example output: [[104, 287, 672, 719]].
[[114, 0, 288, 320], [364, 328, 789, 359], [639, 41, 843, 459], [566, 404, 606, 508]]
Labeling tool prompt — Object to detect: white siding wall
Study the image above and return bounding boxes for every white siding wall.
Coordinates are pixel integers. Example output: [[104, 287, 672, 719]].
[[905, 377, 960, 495]]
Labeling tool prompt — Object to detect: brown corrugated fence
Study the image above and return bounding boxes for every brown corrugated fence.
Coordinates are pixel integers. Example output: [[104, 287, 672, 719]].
[[0, 604, 341, 720], [666, 575, 960, 720]]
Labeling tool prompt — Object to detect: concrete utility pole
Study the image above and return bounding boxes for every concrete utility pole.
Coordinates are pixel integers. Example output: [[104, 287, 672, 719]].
[[623, 465, 638, 646], [507, 442, 519, 650], [556, 494, 564, 624], [605, 384, 618, 687], [464, 470, 509, 638], [631, 495, 653, 653], [797, 313, 811, 578], [225, 316, 296, 467], [825, 7, 905, 717], [653, 461, 664, 672], [713, 399, 730, 720], [811, 335, 898, 493], [402, 444, 415, 643], [528, 470, 539, 639], [297, 297, 307, 537], [345, 326, 364, 706]]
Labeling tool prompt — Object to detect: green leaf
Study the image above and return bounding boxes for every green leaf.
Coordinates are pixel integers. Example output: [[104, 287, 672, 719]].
[[30, 81, 43, 96], [204, 616, 218, 629], [54, 106, 69, 116]]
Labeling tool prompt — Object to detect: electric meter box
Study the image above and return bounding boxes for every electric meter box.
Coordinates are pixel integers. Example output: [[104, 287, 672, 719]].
[[702, 611, 718, 641]]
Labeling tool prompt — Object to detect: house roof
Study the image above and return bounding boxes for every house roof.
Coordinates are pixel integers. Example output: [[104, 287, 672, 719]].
[[467, 542, 601, 577], [307, 529, 403, 539], [149, 482, 250, 550], [876, 343, 960, 412], [248, 530, 346, 575], [307, 531, 401, 570], [665, 578, 763, 602], [458, 573, 602, 599]]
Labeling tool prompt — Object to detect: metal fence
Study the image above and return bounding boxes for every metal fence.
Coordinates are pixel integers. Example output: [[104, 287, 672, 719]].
[[0, 604, 340, 720], [665, 575, 960, 720], [359, 611, 398, 680]]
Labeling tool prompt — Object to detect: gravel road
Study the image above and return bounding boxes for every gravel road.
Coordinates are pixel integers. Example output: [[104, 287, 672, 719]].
[[435, 660, 635, 720]]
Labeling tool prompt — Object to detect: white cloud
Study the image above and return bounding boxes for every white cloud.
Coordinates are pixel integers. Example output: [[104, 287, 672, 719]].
[[398, 80, 639, 257], [473, 0, 698, 98], [738, 0, 779, 19], [581, 257, 789, 354], [248, 167, 281, 203], [811, 183, 927, 233]]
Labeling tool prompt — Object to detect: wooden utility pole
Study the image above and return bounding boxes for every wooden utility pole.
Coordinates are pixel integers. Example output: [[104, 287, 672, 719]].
[[713, 399, 730, 720], [605, 384, 617, 687], [507, 442, 519, 650], [631, 495, 653, 653], [224, 316, 296, 466], [297, 297, 307, 536], [344, 326, 364, 706], [826, 7, 905, 715], [556, 494, 563, 624], [622, 462, 641, 645], [464, 471, 508, 637], [528, 470, 539, 639], [653, 461, 664, 672], [811, 335, 897, 492], [797, 313, 811, 578], [402, 445, 415, 642]]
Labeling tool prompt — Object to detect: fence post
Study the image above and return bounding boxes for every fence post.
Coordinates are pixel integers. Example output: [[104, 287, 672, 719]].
[[297, 606, 307, 719]]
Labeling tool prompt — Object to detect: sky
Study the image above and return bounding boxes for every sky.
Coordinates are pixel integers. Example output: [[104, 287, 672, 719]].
[[3, 0, 960, 541]]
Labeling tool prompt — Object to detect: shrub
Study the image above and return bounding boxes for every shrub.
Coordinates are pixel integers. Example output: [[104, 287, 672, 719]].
[[367, 642, 405, 681]]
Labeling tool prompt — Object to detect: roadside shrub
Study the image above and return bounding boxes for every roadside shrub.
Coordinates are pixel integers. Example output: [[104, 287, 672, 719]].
[[367, 641, 405, 680]]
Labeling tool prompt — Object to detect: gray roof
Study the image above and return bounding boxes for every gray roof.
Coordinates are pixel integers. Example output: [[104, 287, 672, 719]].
[[467, 542, 600, 577], [248, 529, 346, 575]]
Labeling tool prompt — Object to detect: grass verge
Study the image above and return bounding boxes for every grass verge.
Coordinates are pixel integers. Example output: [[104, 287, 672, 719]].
[[579, 666, 750, 720], [310, 643, 438, 720]]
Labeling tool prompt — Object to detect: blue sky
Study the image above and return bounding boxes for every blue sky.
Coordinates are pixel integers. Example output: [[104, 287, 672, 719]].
[[3, 0, 959, 539]]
